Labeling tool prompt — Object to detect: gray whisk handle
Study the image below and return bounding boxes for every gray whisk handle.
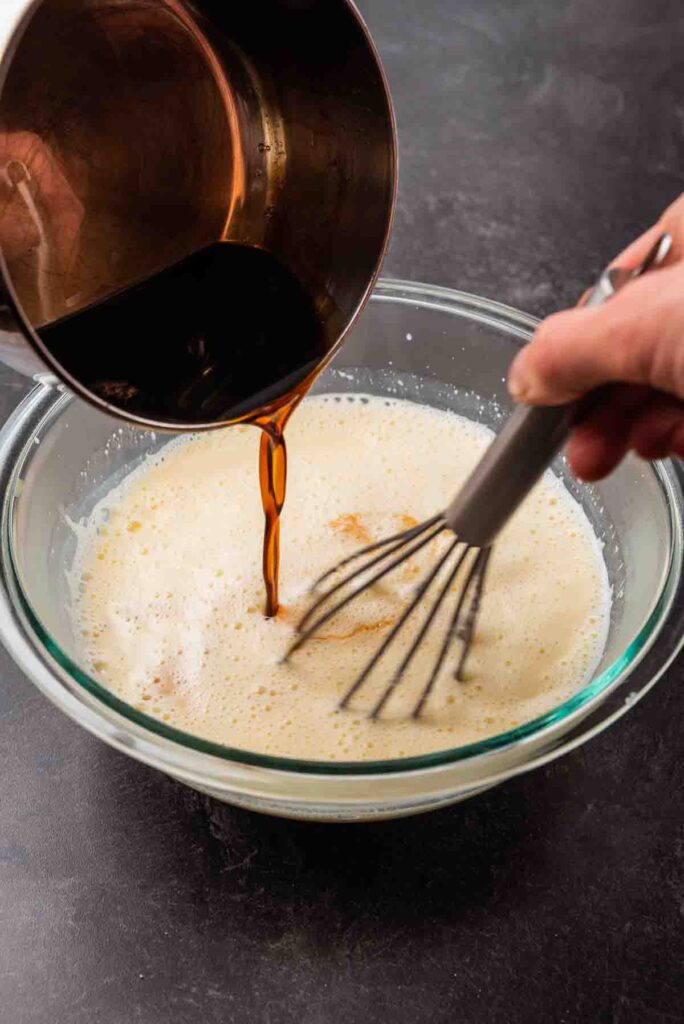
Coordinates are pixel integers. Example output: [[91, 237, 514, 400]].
[[444, 232, 672, 548], [444, 402, 572, 546]]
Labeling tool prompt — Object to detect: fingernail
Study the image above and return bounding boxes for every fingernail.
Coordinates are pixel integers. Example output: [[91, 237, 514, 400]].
[[507, 354, 529, 400]]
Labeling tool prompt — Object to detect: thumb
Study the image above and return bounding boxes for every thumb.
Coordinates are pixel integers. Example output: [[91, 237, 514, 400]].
[[508, 264, 684, 405]]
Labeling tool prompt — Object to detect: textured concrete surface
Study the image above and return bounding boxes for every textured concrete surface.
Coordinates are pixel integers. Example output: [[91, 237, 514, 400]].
[[1, 1, 684, 1021]]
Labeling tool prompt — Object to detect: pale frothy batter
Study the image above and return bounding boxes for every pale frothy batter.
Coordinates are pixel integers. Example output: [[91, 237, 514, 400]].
[[72, 394, 610, 760]]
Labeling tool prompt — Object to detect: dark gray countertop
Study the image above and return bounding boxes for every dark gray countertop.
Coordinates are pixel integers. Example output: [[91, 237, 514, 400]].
[[1, 1, 683, 1021]]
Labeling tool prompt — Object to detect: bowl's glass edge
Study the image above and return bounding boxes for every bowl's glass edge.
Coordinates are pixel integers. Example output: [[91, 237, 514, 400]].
[[1, 278, 683, 779]]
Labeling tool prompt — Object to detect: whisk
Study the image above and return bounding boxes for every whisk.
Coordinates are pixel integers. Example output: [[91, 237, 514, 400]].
[[284, 233, 672, 718]]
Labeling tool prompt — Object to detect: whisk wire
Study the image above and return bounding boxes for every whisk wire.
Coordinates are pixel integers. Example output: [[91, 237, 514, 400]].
[[312, 513, 443, 591], [340, 535, 461, 713], [284, 517, 446, 661], [368, 539, 468, 719], [454, 547, 491, 681], [410, 546, 484, 718], [297, 514, 443, 635]]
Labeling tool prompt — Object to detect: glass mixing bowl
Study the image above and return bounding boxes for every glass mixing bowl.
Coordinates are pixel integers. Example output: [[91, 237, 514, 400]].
[[1, 279, 683, 821]]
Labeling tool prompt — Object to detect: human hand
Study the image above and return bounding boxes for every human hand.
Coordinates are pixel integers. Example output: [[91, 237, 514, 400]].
[[507, 193, 684, 480]]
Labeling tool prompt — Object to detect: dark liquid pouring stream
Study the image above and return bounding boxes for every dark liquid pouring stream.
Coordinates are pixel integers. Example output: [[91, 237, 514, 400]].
[[255, 400, 299, 617], [38, 241, 328, 618]]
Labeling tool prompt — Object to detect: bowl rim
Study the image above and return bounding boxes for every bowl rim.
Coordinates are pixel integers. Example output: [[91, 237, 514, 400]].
[[2, 277, 683, 778]]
